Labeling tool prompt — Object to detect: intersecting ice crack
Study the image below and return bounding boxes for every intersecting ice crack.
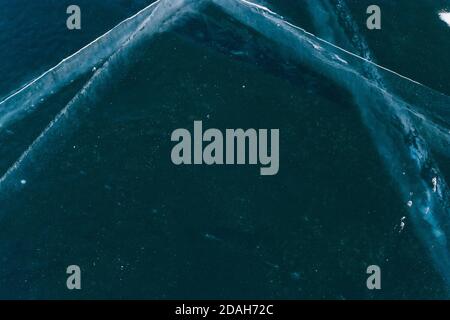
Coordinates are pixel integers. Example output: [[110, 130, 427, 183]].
[[1, 0, 450, 291]]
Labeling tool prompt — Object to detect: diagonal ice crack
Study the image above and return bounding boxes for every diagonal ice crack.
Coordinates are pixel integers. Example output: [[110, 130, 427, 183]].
[[218, 0, 450, 289], [0, 0, 201, 190], [0, 0, 164, 129]]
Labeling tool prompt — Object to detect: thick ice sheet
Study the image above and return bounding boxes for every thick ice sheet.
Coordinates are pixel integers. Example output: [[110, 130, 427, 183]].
[[1, 0, 450, 293]]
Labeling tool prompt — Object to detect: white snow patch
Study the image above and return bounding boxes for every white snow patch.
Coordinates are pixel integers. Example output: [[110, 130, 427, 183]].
[[439, 11, 450, 27]]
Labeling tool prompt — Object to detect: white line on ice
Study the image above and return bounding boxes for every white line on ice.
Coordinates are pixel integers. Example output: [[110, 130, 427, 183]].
[[0, 0, 163, 106]]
